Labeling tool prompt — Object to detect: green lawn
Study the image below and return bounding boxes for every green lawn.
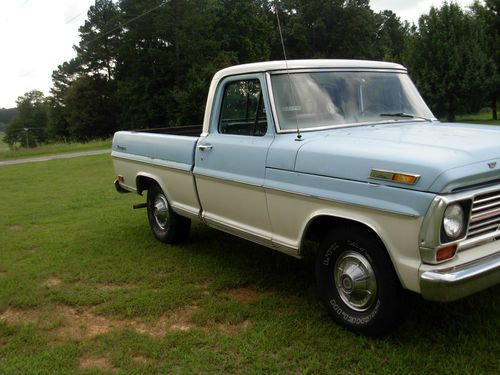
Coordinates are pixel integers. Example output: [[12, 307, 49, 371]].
[[0, 137, 111, 161], [454, 109, 500, 125], [0, 156, 499, 374], [0, 132, 9, 153]]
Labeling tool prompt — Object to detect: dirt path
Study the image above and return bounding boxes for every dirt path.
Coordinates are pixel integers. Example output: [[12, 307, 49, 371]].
[[0, 149, 111, 166]]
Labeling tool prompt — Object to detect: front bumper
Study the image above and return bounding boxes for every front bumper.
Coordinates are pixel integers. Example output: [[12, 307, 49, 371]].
[[420, 251, 500, 302]]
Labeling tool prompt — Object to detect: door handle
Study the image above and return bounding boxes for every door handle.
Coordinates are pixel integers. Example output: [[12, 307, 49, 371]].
[[197, 144, 213, 151]]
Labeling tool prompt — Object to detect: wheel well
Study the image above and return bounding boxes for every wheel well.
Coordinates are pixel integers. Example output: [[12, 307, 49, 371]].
[[136, 176, 157, 195], [301, 215, 385, 257]]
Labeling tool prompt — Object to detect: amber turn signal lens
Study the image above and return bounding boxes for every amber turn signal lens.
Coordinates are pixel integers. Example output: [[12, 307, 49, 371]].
[[392, 173, 418, 185], [436, 245, 457, 262], [369, 169, 420, 185]]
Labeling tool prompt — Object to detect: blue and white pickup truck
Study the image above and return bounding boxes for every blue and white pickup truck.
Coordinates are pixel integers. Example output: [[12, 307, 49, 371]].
[[112, 60, 500, 335]]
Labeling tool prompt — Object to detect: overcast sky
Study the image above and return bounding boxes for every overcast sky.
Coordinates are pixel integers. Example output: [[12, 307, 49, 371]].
[[370, 0, 475, 23], [0, 0, 477, 109]]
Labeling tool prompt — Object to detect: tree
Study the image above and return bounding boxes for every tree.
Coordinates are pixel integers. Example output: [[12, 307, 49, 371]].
[[47, 60, 81, 140], [471, 0, 499, 119], [0, 108, 17, 125], [75, 0, 122, 79], [47, 0, 122, 139], [115, 0, 194, 129], [167, 0, 274, 125], [0, 108, 17, 131], [4, 91, 48, 148], [64, 76, 118, 140], [114, 0, 274, 129], [404, 2, 493, 121], [375, 10, 410, 63], [269, 0, 382, 60], [44, 0, 413, 138], [213, 0, 273, 62]]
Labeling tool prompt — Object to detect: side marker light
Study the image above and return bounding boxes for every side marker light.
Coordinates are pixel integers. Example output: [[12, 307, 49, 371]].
[[436, 245, 457, 262]]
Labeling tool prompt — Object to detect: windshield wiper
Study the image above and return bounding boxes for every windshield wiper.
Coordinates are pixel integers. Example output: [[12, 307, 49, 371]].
[[379, 112, 433, 123]]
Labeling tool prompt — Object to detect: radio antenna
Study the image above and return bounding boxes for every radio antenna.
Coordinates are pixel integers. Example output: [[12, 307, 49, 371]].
[[274, 2, 303, 141]]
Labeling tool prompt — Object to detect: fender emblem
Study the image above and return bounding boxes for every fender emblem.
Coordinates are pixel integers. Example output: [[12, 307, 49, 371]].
[[488, 162, 497, 169]]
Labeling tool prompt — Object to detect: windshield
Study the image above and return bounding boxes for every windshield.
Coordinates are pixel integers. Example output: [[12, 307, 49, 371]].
[[270, 71, 435, 131]]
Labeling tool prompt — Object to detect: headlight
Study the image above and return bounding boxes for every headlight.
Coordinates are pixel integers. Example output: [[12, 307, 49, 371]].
[[443, 204, 465, 238]]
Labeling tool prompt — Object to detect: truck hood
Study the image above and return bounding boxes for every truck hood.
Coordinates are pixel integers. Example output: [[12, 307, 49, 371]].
[[293, 122, 500, 193]]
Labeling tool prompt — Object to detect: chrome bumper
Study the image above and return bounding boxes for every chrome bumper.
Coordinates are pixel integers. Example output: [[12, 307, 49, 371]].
[[420, 251, 500, 302]]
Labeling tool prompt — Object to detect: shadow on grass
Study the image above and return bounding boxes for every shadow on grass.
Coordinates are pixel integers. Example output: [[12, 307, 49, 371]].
[[153, 221, 499, 342]]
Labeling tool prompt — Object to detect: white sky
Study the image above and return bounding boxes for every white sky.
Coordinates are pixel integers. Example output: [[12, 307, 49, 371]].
[[0, 0, 94, 109], [370, 0, 476, 23], [0, 0, 478, 108]]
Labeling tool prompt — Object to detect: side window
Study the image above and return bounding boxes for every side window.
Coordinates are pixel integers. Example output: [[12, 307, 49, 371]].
[[219, 79, 267, 136]]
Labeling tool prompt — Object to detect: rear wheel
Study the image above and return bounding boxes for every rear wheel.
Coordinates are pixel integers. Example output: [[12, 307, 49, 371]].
[[146, 182, 191, 244], [315, 225, 407, 336]]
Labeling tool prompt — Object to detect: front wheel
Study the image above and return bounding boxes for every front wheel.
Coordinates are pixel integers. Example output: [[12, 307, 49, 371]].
[[315, 226, 407, 336], [146, 182, 191, 244]]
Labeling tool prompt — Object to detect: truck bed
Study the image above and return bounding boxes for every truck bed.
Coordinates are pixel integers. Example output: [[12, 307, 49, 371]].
[[112, 125, 201, 172], [111, 126, 202, 218]]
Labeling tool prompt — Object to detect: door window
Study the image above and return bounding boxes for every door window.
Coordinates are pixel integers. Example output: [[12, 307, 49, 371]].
[[219, 79, 267, 136]]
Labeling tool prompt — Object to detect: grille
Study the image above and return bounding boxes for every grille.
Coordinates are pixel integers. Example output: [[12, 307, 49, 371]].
[[468, 189, 500, 239]]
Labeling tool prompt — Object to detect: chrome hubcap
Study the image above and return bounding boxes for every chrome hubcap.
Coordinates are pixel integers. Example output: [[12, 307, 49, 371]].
[[153, 194, 169, 229], [334, 251, 377, 311]]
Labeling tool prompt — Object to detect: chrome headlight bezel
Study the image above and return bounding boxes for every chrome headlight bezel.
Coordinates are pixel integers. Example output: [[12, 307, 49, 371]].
[[441, 203, 466, 242], [419, 196, 472, 264]]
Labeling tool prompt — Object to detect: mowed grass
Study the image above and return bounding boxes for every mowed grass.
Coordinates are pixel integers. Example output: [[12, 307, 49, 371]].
[[0, 132, 9, 153], [454, 109, 500, 125], [0, 156, 499, 374], [0, 137, 111, 161]]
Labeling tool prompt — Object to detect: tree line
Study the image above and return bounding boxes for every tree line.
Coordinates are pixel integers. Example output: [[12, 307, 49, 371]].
[[4, 0, 498, 148], [0, 108, 17, 131]]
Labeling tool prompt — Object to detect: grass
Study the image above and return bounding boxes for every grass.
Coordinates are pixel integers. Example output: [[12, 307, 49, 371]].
[[453, 108, 500, 125], [1, 155, 499, 374], [0, 137, 111, 161], [0, 132, 9, 153]]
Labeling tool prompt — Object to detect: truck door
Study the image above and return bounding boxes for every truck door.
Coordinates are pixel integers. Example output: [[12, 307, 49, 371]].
[[193, 74, 274, 245]]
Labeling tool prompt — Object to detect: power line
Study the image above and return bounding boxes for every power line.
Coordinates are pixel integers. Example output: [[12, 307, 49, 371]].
[[82, 1, 166, 47], [65, 11, 85, 25], [8, 128, 45, 133]]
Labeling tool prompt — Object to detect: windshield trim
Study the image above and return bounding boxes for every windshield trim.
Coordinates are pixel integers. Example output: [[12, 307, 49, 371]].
[[266, 69, 436, 134]]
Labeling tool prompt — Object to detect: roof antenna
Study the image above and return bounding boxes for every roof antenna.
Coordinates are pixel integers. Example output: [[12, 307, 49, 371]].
[[274, 2, 303, 141]]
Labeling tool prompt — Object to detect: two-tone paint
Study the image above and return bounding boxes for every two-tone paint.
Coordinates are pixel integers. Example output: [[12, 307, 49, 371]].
[[112, 60, 500, 300]]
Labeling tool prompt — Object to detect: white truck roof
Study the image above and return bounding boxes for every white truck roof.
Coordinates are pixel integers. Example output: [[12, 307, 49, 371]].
[[213, 59, 406, 80]]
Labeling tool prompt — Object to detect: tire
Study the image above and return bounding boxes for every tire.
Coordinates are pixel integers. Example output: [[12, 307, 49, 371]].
[[146, 182, 191, 244], [315, 225, 407, 336]]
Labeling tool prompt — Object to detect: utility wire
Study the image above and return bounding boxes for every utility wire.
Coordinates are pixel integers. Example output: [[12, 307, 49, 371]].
[[65, 11, 85, 25], [82, 1, 166, 47]]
